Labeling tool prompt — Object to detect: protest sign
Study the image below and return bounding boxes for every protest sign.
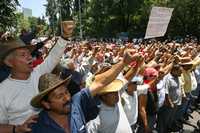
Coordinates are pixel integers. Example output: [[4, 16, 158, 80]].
[[145, 7, 174, 39]]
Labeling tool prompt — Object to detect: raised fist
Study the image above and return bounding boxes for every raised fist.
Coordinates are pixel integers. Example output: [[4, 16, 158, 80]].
[[123, 49, 141, 65], [61, 21, 75, 38]]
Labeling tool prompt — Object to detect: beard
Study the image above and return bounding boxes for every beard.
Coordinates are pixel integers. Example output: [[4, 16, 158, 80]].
[[49, 101, 72, 115], [62, 101, 71, 115]]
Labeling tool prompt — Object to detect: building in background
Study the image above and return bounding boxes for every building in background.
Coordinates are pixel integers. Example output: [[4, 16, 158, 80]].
[[22, 7, 32, 17]]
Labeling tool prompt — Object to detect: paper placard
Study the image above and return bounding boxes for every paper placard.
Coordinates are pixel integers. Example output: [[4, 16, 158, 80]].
[[145, 7, 174, 39]]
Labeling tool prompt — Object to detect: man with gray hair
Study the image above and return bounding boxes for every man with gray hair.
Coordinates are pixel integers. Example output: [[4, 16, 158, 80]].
[[0, 21, 75, 133]]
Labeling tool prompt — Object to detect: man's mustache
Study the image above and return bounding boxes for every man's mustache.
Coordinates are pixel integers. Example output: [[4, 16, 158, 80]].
[[63, 101, 71, 107]]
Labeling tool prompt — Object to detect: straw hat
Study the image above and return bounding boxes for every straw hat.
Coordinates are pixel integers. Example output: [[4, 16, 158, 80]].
[[98, 79, 124, 94], [179, 58, 193, 68], [31, 73, 71, 108]]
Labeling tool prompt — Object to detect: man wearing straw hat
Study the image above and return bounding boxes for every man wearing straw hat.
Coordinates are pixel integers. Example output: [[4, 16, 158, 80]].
[[29, 50, 141, 133], [0, 21, 75, 133], [86, 56, 145, 133], [86, 78, 133, 133]]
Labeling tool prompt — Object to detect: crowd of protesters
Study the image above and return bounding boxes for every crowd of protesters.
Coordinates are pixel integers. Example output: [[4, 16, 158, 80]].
[[0, 21, 200, 133]]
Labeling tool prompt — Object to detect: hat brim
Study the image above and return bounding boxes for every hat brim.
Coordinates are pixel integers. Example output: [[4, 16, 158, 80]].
[[31, 75, 71, 108], [98, 79, 124, 95], [8, 45, 36, 56], [0, 45, 36, 66], [179, 62, 193, 67]]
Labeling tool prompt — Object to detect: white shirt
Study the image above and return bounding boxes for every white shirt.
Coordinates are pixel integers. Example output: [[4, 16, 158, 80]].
[[121, 91, 138, 126], [165, 73, 182, 106], [0, 38, 67, 125], [157, 79, 166, 108], [195, 66, 200, 84], [86, 95, 132, 133], [191, 71, 197, 91], [137, 84, 148, 96], [121, 84, 148, 125]]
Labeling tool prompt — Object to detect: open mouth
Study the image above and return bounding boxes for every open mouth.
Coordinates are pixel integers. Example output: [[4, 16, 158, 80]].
[[27, 60, 33, 67], [63, 101, 71, 108]]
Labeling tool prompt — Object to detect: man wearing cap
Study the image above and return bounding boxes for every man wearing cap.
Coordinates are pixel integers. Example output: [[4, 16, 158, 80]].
[[0, 21, 75, 133], [30, 50, 140, 133]]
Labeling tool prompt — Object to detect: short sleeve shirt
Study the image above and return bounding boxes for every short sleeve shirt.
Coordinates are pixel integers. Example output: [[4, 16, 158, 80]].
[[165, 74, 182, 105]]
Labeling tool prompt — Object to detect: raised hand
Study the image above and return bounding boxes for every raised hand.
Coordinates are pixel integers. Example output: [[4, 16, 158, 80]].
[[15, 115, 38, 133], [136, 54, 145, 67], [61, 21, 75, 38], [123, 49, 141, 65], [174, 55, 180, 64]]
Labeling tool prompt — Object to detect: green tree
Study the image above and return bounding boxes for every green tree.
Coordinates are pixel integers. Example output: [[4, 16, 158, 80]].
[[167, 0, 200, 38], [45, 0, 58, 35], [15, 13, 48, 36], [45, 0, 73, 35], [81, 0, 145, 37], [45, 0, 200, 38], [16, 13, 30, 34], [0, 0, 20, 32]]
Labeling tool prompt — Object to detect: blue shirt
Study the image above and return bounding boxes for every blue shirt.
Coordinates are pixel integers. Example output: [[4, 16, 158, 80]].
[[60, 68, 82, 86], [0, 65, 10, 83], [31, 89, 99, 133]]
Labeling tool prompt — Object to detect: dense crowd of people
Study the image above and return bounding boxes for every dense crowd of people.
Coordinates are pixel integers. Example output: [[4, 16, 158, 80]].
[[0, 21, 200, 133]]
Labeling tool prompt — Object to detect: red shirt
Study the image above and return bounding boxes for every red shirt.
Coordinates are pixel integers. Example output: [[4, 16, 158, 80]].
[[32, 57, 44, 68]]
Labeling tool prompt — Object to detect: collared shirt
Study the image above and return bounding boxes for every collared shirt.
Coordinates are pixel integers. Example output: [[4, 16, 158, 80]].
[[181, 70, 197, 93], [31, 111, 68, 133], [165, 73, 182, 106], [32, 89, 99, 133], [157, 79, 166, 108], [181, 70, 192, 93]]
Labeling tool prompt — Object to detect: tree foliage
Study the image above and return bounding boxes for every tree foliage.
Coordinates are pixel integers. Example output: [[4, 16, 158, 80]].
[[72, 0, 200, 38], [167, 0, 200, 37], [15, 13, 48, 36], [45, 0, 73, 35], [0, 0, 20, 32], [2, 0, 200, 38]]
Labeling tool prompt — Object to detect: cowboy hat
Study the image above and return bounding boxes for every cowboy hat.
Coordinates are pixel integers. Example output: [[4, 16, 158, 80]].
[[179, 62, 193, 66], [179, 58, 193, 68], [31, 73, 71, 108], [0, 38, 36, 66], [98, 79, 124, 94]]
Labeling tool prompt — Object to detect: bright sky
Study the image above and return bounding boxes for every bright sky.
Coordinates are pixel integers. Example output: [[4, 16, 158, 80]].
[[19, 0, 47, 17]]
